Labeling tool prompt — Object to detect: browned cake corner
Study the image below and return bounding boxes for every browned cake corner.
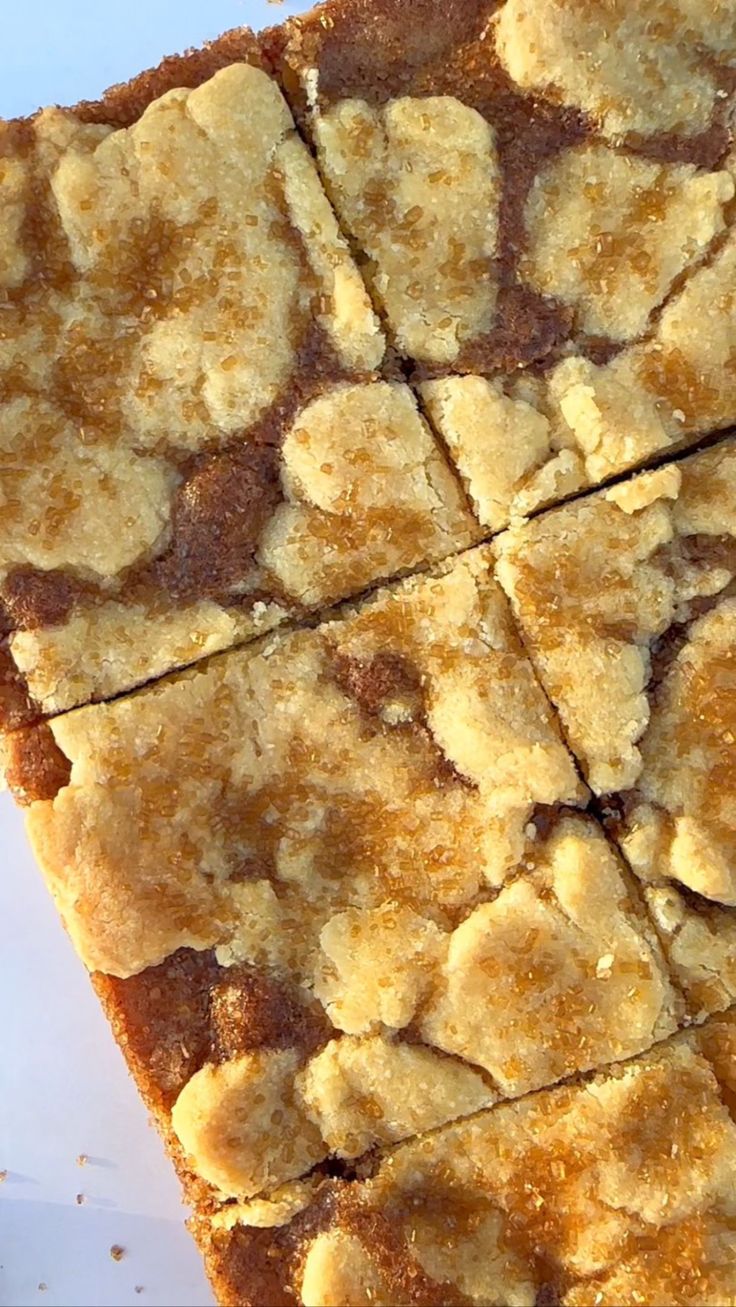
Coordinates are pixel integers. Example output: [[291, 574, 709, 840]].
[[496, 436, 736, 1020], [267, 0, 736, 528], [0, 25, 481, 733], [91, 950, 332, 1221], [188, 1021, 736, 1307]]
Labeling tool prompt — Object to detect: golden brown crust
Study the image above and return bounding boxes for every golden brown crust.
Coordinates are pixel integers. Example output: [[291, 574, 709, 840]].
[[20, 552, 676, 1215], [267, 0, 736, 528], [267, 0, 588, 374], [0, 43, 484, 730], [191, 1025, 736, 1307], [497, 439, 736, 1017]]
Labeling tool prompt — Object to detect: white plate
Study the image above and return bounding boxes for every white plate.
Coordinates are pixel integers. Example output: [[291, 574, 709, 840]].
[[1, 3, 311, 1304]]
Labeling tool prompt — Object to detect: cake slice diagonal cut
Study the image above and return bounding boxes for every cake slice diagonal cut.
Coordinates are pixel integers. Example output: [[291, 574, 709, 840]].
[[268, 0, 736, 524], [191, 1019, 736, 1307], [496, 437, 736, 1017], [6, 547, 686, 1221], [0, 33, 479, 731]]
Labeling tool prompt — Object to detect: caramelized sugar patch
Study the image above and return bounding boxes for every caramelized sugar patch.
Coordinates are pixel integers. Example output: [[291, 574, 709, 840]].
[[330, 648, 473, 788], [637, 345, 736, 427], [1, 567, 96, 630], [0, 637, 38, 731], [332, 649, 423, 720], [4, 722, 72, 804], [148, 443, 283, 604], [72, 30, 267, 129], [337, 1194, 471, 1306], [272, 0, 590, 372], [97, 948, 330, 1111]]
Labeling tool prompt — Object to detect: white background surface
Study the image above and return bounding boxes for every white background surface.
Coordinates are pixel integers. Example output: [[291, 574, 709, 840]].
[[1, 2, 310, 1304]]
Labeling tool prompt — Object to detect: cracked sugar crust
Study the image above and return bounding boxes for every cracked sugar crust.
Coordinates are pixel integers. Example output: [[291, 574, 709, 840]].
[[269, 0, 736, 378], [419, 373, 588, 532], [421, 209, 736, 529], [16, 547, 584, 979], [520, 144, 734, 343], [621, 601, 736, 908], [0, 376, 477, 729], [268, 0, 736, 526], [82, 810, 679, 1205], [288, 93, 502, 366], [631, 874, 736, 1022], [496, 438, 736, 1013], [4, 11, 736, 1305], [496, 442, 736, 794], [26, 552, 699, 1202], [2, 375, 477, 727], [0, 51, 479, 730], [193, 1029, 736, 1307], [415, 813, 679, 1098], [543, 224, 736, 485], [494, 0, 736, 141], [689, 1008, 736, 1118]]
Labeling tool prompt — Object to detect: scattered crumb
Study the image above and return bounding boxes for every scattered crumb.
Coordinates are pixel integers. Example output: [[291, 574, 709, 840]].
[[0, 1170, 7, 1183], [76, 1154, 88, 1167], [75, 1193, 86, 1205], [110, 1245, 125, 1262]]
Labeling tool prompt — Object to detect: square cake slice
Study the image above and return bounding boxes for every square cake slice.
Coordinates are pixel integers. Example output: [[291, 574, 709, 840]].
[[268, 0, 736, 524], [6, 549, 681, 1224], [496, 437, 736, 1015], [0, 32, 479, 731], [192, 1023, 736, 1307]]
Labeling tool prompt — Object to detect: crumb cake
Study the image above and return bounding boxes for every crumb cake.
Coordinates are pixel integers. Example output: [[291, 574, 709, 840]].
[[16, 553, 674, 1190], [191, 1028, 736, 1307], [496, 439, 736, 1021], [0, 29, 479, 731], [3, 3, 736, 1306], [269, 0, 736, 524]]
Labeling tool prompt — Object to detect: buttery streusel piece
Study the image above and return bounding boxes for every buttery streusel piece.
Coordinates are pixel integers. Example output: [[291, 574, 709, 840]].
[[0, 32, 477, 731], [192, 1027, 736, 1307], [268, 0, 736, 525], [497, 437, 736, 1015], [7, 548, 680, 1207]]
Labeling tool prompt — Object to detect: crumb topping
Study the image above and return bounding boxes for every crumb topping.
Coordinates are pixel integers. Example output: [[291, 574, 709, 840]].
[[497, 440, 736, 1018]]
